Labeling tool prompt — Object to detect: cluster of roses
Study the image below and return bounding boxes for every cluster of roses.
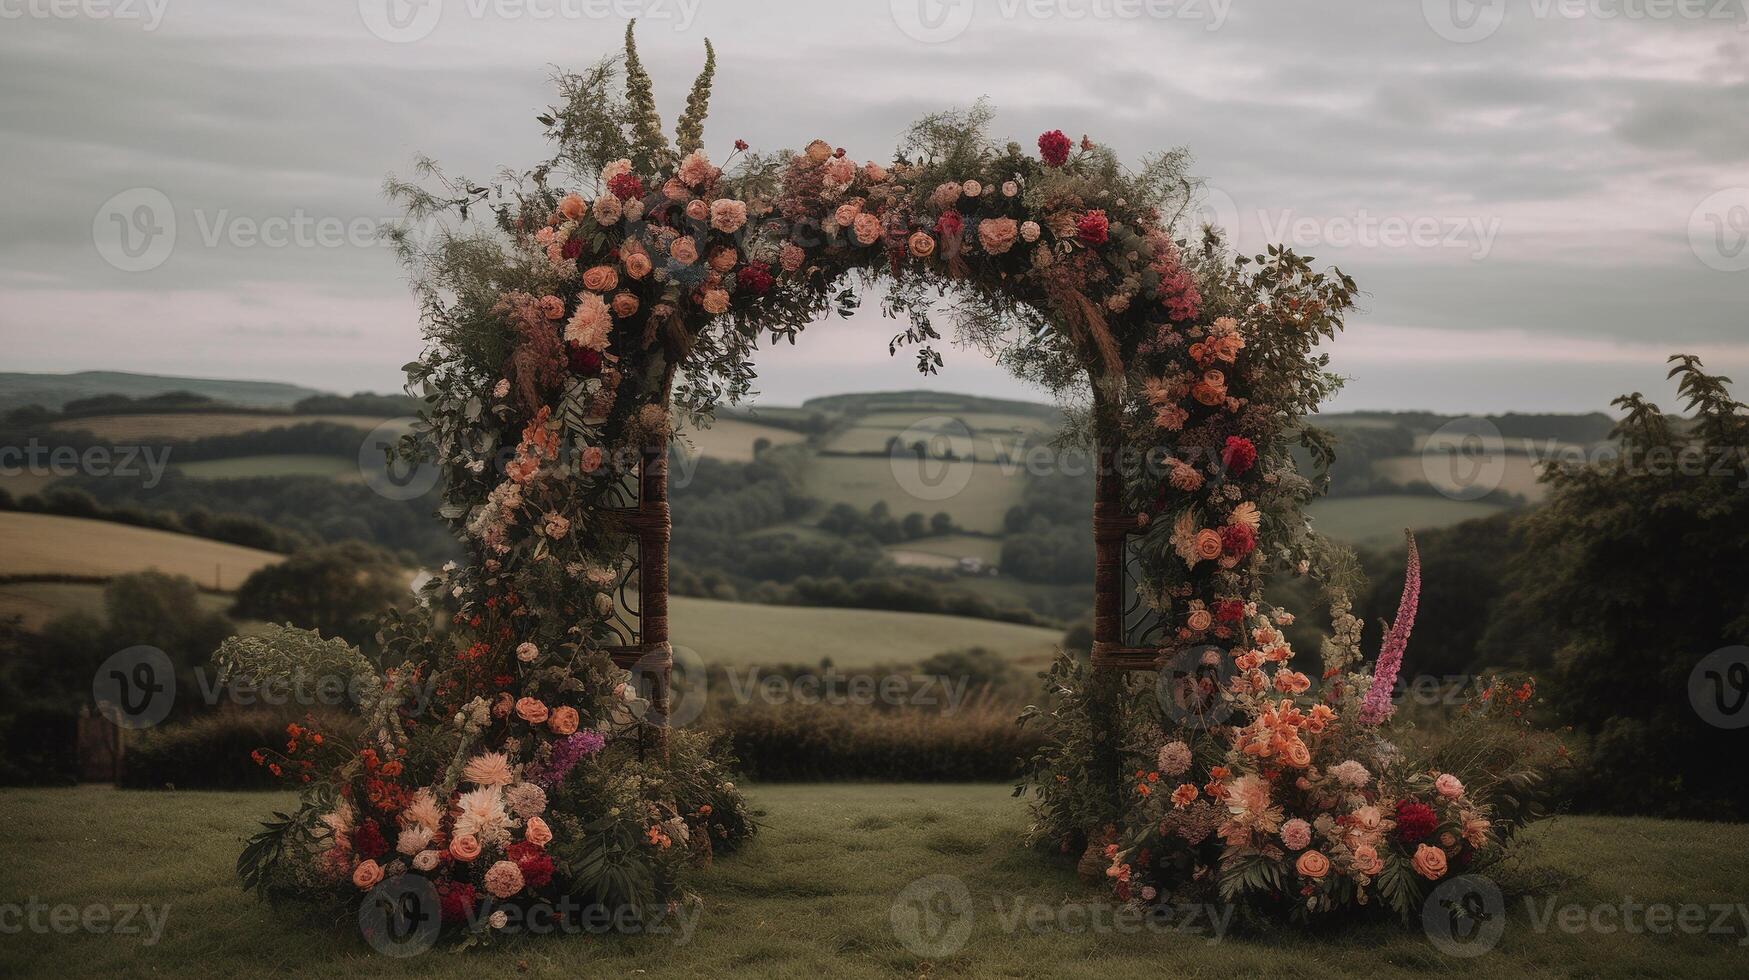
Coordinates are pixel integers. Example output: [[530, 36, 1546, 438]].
[[322, 747, 573, 930]]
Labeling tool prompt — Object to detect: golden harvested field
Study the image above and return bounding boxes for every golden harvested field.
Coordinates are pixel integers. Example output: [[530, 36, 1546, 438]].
[[1373, 452, 1549, 501], [671, 417, 805, 463], [47, 413, 397, 440], [0, 512, 283, 590]]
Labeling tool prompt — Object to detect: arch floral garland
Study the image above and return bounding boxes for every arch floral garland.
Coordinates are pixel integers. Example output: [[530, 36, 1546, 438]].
[[229, 26, 1534, 942]]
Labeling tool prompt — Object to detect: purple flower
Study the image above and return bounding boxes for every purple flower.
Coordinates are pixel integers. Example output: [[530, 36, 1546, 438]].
[[534, 729, 607, 788], [1359, 531, 1420, 725]]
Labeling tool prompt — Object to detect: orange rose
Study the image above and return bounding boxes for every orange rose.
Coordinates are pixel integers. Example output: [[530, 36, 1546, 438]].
[[515, 697, 549, 725], [834, 202, 861, 227], [548, 705, 580, 736], [1352, 844, 1383, 876], [622, 250, 653, 280], [449, 834, 481, 862], [668, 237, 698, 265], [1284, 738, 1313, 768], [610, 292, 640, 319], [1193, 529, 1224, 562], [1412, 843, 1449, 880], [1170, 783, 1199, 808], [700, 288, 730, 315], [908, 231, 936, 258], [804, 139, 833, 163], [558, 194, 584, 220], [685, 199, 709, 222], [1295, 850, 1330, 880], [352, 859, 384, 890], [853, 212, 884, 246], [525, 816, 554, 847], [581, 265, 618, 292]]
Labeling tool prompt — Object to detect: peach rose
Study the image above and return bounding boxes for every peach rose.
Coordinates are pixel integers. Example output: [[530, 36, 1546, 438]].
[[1284, 738, 1313, 768], [669, 237, 699, 265], [491, 692, 514, 719], [700, 288, 731, 315], [977, 216, 1019, 255], [662, 177, 690, 202], [685, 199, 709, 222], [1412, 843, 1449, 880], [1295, 850, 1331, 880], [803, 139, 833, 163], [708, 246, 739, 273], [1352, 844, 1383, 876], [823, 156, 856, 187], [710, 198, 748, 234], [1186, 608, 1213, 632], [779, 242, 805, 272], [449, 834, 481, 861], [352, 859, 384, 890], [1193, 529, 1225, 562], [610, 291, 640, 319], [853, 213, 884, 246], [591, 194, 621, 224], [622, 249, 653, 280], [863, 161, 888, 183], [1435, 774, 1465, 800], [537, 295, 565, 320], [678, 149, 715, 187], [581, 265, 618, 293], [833, 202, 861, 228], [558, 194, 585, 220], [908, 231, 936, 258], [525, 816, 554, 847], [515, 697, 549, 725], [548, 705, 580, 736], [1020, 220, 1041, 242]]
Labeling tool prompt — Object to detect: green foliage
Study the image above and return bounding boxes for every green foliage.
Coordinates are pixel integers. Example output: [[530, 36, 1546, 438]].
[[673, 38, 715, 155], [231, 541, 411, 646]]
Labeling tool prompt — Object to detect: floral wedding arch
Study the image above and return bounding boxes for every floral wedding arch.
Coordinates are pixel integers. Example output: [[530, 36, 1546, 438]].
[[225, 26, 1539, 944]]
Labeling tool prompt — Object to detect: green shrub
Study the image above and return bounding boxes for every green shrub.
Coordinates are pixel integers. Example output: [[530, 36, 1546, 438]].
[[120, 709, 360, 790], [715, 698, 1038, 781]]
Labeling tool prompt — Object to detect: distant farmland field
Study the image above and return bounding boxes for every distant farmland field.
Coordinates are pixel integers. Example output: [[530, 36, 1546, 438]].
[[0, 580, 234, 631], [1306, 494, 1508, 550], [0, 512, 283, 589], [48, 413, 395, 440], [672, 417, 805, 463], [174, 454, 360, 481], [1373, 452, 1549, 501], [797, 455, 1026, 534]]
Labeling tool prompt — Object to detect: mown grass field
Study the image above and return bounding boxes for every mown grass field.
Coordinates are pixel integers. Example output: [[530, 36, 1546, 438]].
[[2, 784, 1745, 978], [46, 413, 395, 440], [0, 513, 283, 590], [1305, 495, 1509, 550], [668, 595, 1060, 668], [797, 456, 1025, 535], [672, 417, 806, 464]]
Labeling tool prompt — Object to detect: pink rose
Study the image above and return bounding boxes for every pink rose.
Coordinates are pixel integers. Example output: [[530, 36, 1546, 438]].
[[852, 213, 884, 246], [515, 697, 549, 725], [1412, 843, 1449, 880], [668, 237, 699, 265], [710, 198, 748, 234], [525, 816, 554, 847], [977, 217, 1019, 255], [352, 860, 384, 890], [449, 834, 481, 862], [1435, 774, 1464, 799], [685, 199, 709, 222]]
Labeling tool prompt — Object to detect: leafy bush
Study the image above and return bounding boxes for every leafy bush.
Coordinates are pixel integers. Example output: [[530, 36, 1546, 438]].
[[717, 699, 1039, 781], [120, 709, 362, 790]]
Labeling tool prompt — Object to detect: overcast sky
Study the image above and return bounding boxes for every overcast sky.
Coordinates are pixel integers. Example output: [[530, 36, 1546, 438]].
[[2, 0, 1746, 413]]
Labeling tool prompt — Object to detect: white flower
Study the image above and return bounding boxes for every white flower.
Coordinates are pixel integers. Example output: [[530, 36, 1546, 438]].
[[412, 850, 440, 872], [489, 910, 509, 929], [397, 826, 434, 855]]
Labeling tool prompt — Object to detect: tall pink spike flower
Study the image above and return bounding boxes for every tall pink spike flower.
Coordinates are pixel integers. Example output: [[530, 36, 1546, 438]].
[[1359, 530, 1420, 725]]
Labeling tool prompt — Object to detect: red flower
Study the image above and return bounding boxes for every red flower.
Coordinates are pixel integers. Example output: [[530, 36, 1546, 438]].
[[734, 139, 749, 151], [935, 210, 964, 239], [1220, 523, 1256, 558], [568, 347, 602, 376], [437, 881, 477, 925], [508, 841, 556, 889], [560, 238, 583, 260], [352, 821, 389, 860], [1222, 436, 1257, 475], [1038, 129, 1073, 167], [607, 172, 645, 200], [1076, 209, 1109, 246], [1396, 800, 1439, 844], [1214, 599, 1246, 624], [736, 261, 774, 296]]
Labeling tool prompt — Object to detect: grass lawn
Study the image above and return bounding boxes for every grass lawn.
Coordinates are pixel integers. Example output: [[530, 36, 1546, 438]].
[[3, 784, 1746, 978], [668, 596, 1061, 668]]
